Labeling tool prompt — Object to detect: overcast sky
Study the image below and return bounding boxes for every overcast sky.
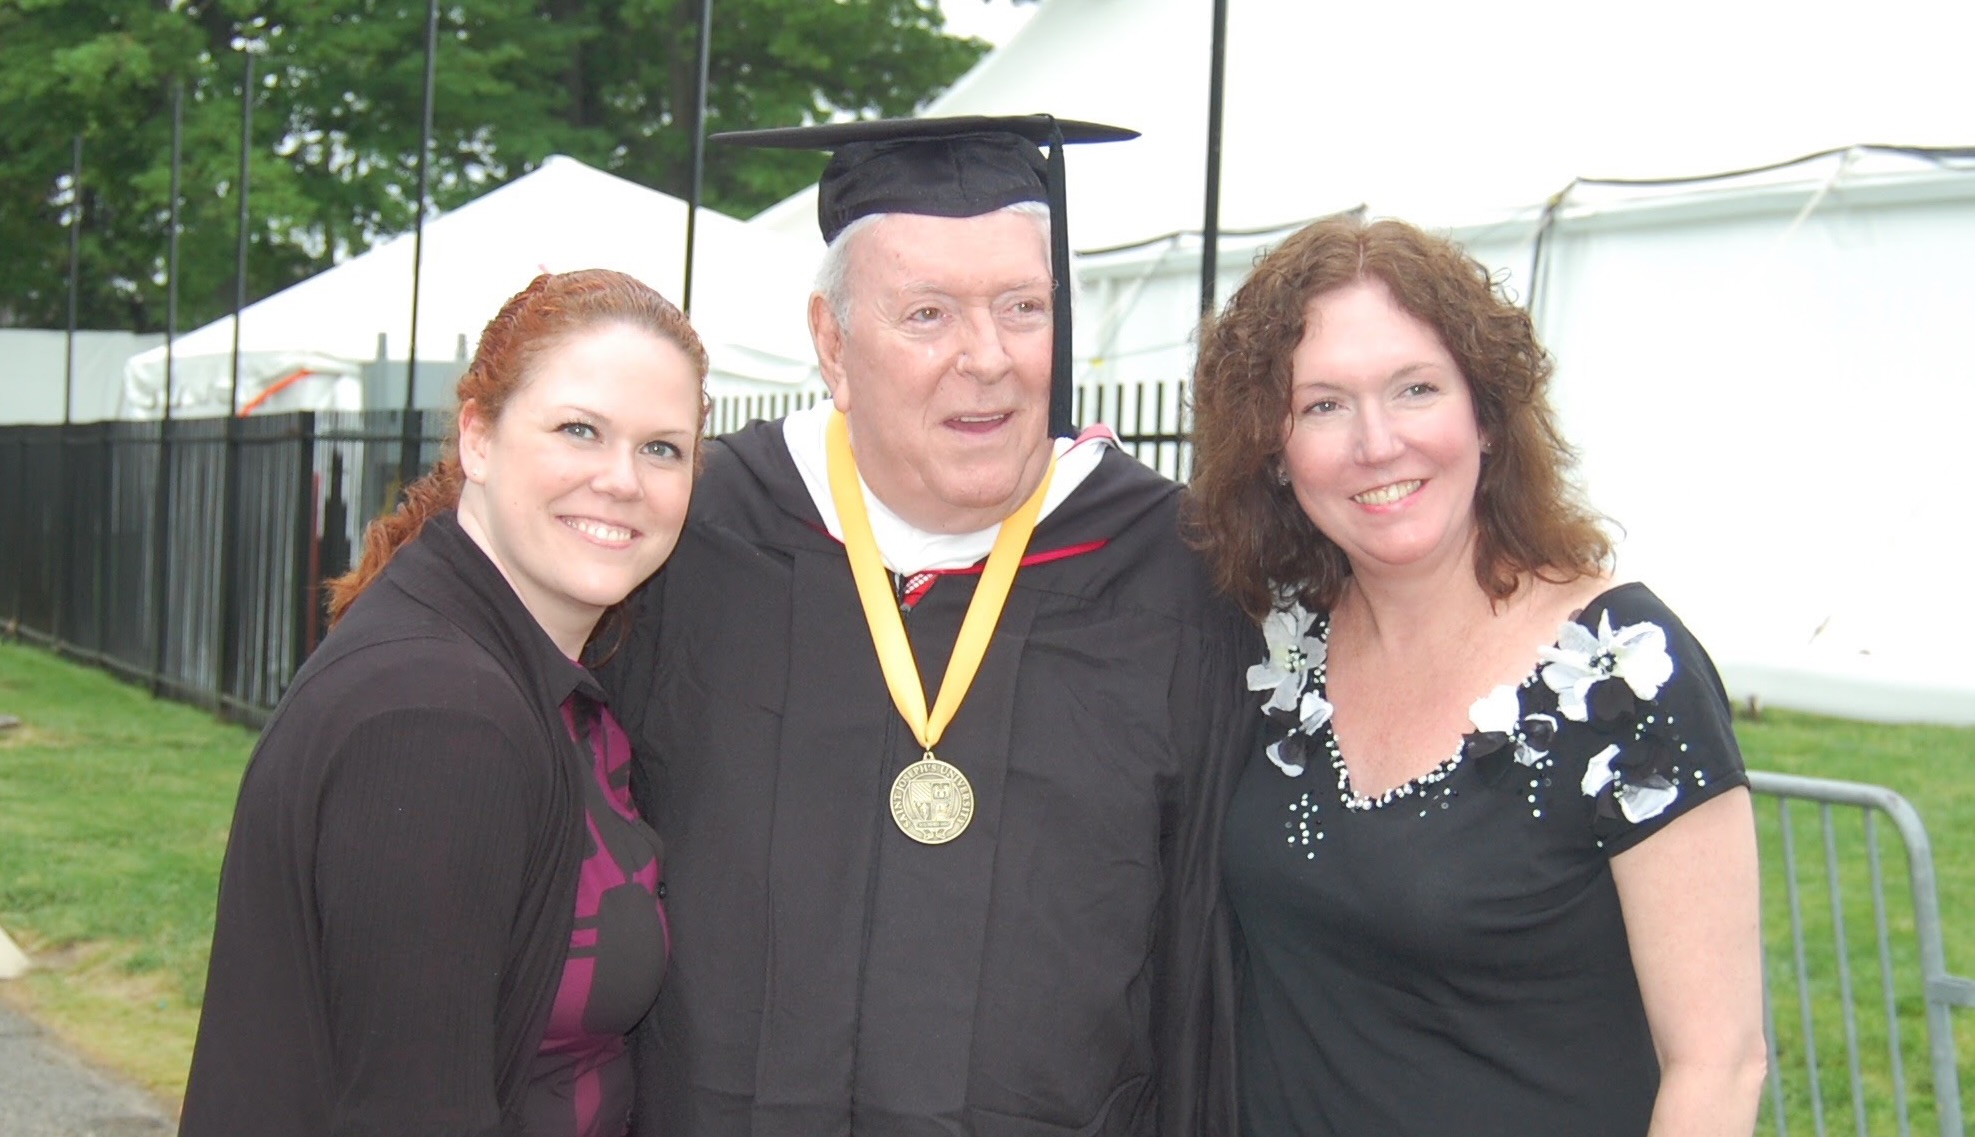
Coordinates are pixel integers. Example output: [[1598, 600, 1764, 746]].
[[938, 0, 1037, 45]]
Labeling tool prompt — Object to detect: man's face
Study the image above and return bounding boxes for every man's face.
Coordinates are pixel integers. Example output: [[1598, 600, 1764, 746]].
[[812, 210, 1055, 535]]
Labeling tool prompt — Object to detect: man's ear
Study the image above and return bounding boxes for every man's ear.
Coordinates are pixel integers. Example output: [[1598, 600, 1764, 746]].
[[810, 292, 851, 412]]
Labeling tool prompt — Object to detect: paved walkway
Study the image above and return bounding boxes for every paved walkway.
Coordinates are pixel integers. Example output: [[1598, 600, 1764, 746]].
[[0, 996, 176, 1137]]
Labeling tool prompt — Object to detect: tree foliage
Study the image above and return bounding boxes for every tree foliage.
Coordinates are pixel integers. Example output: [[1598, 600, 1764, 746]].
[[0, 0, 988, 332]]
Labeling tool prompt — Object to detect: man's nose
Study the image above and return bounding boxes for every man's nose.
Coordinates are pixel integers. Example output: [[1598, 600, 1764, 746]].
[[955, 308, 1014, 380]]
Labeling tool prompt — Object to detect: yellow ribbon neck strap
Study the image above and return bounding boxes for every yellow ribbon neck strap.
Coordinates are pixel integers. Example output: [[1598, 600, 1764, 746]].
[[825, 408, 1056, 753]]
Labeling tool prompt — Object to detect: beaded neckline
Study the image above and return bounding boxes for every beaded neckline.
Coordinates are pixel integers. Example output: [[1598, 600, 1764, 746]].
[[1310, 611, 1519, 812], [1260, 584, 1693, 854]]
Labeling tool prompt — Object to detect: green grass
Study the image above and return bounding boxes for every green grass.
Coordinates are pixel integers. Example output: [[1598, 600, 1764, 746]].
[[0, 639, 255, 1104], [0, 640, 1970, 1124], [1736, 708, 1975, 1135]]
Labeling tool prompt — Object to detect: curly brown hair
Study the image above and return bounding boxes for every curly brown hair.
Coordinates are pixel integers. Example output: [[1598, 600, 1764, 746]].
[[1186, 215, 1609, 623], [325, 268, 710, 626]]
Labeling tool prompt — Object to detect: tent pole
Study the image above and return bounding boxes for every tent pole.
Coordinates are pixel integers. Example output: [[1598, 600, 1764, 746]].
[[229, 51, 253, 421], [399, 0, 440, 493], [218, 45, 255, 716], [1198, 0, 1228, 318], [55, 134, 82, 650], [164, 81, 182, 419], [682, 0, 714, 315], [64, 135, 81, 427], [153, 79, 184, 694]]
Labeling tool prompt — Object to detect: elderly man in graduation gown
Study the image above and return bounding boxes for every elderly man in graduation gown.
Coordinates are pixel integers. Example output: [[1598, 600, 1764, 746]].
[[604, 116, 1254, 1137]]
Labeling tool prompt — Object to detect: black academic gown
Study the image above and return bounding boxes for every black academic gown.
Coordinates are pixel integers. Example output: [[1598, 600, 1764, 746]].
[[607, 420, 1254, 1137]]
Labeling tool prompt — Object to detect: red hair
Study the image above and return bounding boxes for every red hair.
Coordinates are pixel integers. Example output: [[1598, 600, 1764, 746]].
[[326, 269, 710, 625]]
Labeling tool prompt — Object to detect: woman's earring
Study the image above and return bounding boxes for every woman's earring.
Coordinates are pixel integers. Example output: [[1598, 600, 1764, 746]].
[[1272, 463, 1290, 487]]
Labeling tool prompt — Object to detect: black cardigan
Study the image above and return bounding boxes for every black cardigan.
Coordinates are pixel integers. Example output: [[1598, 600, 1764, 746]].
[[181, 512, 603, 1137]]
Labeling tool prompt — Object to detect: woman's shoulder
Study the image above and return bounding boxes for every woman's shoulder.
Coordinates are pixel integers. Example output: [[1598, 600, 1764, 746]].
[[1577, 579, 1682, 629], [270, 595, 544, 757], [1541, 577, 1728, 702], [1568, 580, 1725, 683], [1533, 578, 1746, 850], [246, 640, 555, 819]]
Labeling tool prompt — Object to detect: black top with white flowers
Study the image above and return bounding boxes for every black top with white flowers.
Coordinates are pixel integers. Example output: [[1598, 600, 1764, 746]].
[[1224, 583, 1747, 1137]]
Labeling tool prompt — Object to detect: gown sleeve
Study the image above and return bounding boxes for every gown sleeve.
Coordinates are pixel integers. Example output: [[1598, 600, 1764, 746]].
[[1156, 595, 1261, 1137]]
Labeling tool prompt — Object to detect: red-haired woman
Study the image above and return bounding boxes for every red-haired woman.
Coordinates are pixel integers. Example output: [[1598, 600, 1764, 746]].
[[1189, 217, 1765, 1136], [181, 269, 707, 1137]]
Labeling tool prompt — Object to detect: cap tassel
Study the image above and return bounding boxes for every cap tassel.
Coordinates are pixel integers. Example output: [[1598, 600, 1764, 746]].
[[1045, 118, 1074, 438]]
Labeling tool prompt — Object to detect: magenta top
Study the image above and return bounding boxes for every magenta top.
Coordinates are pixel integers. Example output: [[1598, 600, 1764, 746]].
[[521, 692, 669, 1137]]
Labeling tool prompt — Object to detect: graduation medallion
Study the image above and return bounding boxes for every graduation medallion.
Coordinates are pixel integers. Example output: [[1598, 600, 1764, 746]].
[[826, 410, 1058, 850], [889, 753, 976, 844]]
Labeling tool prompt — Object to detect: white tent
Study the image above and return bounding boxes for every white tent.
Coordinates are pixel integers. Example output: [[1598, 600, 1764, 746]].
[[0, 330, 160, 423], [760, 0, 1975, 250], [123, 155, 823, 418], [752, 0, 1975, 724]]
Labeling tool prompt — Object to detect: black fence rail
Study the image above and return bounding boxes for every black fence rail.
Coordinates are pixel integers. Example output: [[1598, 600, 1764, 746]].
[[0, 381, 1192, 722], [1, 410, 448, 725], [1078, 380, 1190, 482]]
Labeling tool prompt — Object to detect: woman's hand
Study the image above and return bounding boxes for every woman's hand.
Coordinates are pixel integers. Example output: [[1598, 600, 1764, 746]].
[[1612, 786, 1767, 1137]]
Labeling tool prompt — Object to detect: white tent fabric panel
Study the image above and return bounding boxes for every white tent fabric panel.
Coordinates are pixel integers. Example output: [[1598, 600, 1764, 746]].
[[1532, 178, 1975, 722], [123, 156, 823, 418], [1064, 160, 1975, 723], [756, 0, 1975, 254], [0, 330, 162, 424]]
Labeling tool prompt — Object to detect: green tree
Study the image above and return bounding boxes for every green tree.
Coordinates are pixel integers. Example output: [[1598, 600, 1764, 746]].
[[0, 0, 987, 333]]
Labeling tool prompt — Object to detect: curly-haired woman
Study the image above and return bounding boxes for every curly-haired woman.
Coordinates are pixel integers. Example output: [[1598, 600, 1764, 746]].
[[182, 269, 706, 1137], [1189, 216, 1764, 1136]]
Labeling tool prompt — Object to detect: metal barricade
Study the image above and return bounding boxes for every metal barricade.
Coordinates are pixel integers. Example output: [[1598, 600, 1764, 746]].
[[1749, 770, 1973, 1137]]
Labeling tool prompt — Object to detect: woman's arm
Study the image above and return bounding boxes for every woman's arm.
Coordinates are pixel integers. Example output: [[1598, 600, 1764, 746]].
[[1611, 786, 1767, 1137], [314, 706, 549, 1135]]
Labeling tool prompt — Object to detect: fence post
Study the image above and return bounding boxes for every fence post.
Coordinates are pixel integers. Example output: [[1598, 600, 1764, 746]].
[[3, 431, 19, 633], [293, 411, 317, 679], [216, 416, 241, 714], [151, 422, 175, 692], [90, 424, 109, 659]]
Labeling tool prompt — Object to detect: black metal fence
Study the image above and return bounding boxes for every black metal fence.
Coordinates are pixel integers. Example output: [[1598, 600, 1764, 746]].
[[0, 381, 1193, 723], [1078, 380, 1190, 482], [1, 410, 447, 725]]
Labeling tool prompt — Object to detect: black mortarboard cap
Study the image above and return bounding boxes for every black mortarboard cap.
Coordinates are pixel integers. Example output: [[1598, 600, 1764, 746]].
[[713, 115, 1138, 437]]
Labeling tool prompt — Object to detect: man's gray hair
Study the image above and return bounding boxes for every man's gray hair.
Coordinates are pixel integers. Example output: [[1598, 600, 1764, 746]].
[[813, 201, 1061, 334]]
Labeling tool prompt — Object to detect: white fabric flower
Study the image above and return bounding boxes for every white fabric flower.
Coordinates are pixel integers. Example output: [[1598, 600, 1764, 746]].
[[1539, 612, 1674, 722], [1250, 600, 1333, 777], [1468, 684, 1522, 735], [1467, 684, 1549, 766], [1296, 689, 1335, 733], [1263, 687, 1333, 777], [1581, 743, 1679, 823], [1247, 602, 1326, 717]]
